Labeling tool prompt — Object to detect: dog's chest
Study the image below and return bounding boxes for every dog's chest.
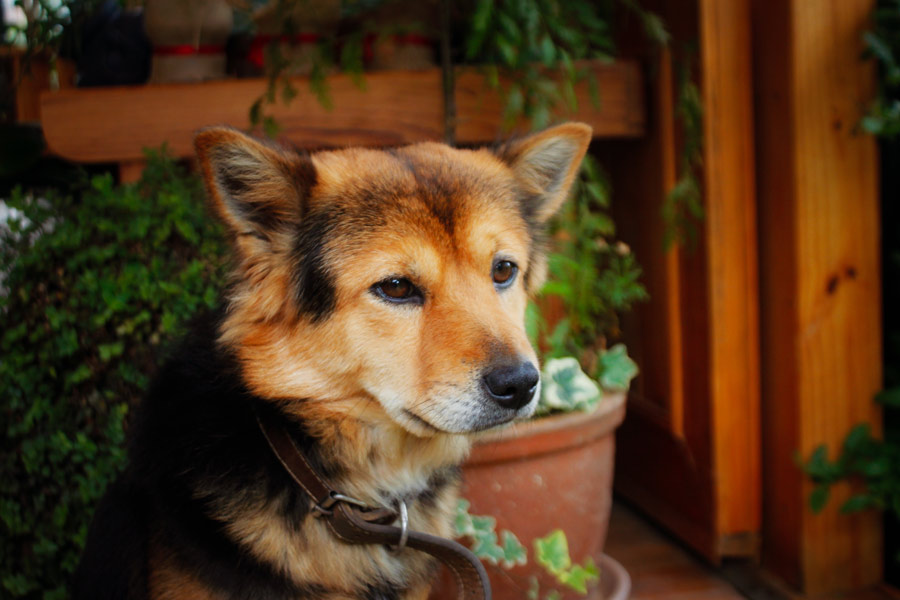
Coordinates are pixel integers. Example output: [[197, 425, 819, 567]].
[[223, 480, 458, 597]]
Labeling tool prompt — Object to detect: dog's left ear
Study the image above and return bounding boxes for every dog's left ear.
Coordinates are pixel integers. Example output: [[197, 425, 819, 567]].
[[194, 127, 316, 250], [498, 122, 592, 224]]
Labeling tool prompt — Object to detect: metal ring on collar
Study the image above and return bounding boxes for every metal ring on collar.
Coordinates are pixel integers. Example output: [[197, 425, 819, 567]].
[[387, 499, 409, 553], [313, 491, 371, 517]]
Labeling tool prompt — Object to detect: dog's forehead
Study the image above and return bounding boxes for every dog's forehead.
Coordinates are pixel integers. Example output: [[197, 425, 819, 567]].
[[308, 144, 520, 229]]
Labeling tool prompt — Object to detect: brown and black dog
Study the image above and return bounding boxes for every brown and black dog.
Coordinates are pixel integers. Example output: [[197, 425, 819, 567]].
[[74, 122, 591, 599]]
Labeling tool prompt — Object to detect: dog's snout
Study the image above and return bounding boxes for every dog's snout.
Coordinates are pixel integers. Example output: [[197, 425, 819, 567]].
[[482, 362, 540, 410]]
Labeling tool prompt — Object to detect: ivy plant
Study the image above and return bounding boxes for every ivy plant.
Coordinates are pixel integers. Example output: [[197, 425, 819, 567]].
[[454, 502, 601, 600], [532, 530, 600, 596], [802, 390, 900, 562], [861, 0, 900, 138]]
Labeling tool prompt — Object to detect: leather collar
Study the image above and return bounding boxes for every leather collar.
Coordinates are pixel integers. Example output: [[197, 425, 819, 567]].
[[255, 408, 491, 600]]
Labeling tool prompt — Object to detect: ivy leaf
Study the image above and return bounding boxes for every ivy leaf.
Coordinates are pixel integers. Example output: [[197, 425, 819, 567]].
[[534, 530, 571, 576], [809, 484, 830, 513], [499, 530, 528, 569], [453, 499, 474, 536], [539, 357, 601, 414], [557, 557, 600, 593], [597, 344, 638, 391], [841, 494, 876, 514], [876, 386, 900, 408], [842, 423, 873, 455]]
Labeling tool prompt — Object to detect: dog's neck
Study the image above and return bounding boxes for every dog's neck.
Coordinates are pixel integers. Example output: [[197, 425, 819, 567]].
[[275, 396, 472, 509]]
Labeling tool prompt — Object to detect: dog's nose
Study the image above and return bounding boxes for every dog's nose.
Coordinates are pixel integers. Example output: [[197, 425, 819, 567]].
[[483, 362, 540, 410]]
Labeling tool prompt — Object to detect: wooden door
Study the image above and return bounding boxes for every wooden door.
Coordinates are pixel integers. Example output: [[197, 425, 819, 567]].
[[597, 0, 761, 560]]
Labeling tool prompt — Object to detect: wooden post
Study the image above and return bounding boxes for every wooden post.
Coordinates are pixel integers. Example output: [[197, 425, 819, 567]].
[[754, 0, 883, 594]]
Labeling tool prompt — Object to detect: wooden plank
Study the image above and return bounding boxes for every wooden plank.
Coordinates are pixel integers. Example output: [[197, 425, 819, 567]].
[[698, 0, 761, 547], [3, 48, 77, 123], [605, 0, 721, 560], [39, 60, 644, 164], [755, 0, 883, 594], [608, 0, 759, 563]]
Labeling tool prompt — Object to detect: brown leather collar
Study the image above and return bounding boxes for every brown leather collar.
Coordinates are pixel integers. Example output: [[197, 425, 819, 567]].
[[256, 409, 491, 600]]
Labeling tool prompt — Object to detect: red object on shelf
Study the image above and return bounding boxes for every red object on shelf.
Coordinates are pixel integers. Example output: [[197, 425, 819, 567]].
[[153, 44, 225, 56], [248, 33, 321, 69]]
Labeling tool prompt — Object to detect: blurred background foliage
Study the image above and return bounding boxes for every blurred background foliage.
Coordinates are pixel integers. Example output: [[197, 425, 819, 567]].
[[0, 151, 227, 598]]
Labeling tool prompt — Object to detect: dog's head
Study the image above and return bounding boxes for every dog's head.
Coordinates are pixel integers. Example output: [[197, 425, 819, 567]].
[[195, 123, 591, 436]]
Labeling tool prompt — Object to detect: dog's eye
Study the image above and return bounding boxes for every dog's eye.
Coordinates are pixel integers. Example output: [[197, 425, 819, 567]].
[[492, 260, 518, 288], [372, 277, 423, 305]]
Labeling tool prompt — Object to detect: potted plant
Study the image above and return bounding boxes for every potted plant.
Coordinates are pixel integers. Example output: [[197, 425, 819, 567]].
[[429, 146, 647, 600], [442, 354, 635, 600]]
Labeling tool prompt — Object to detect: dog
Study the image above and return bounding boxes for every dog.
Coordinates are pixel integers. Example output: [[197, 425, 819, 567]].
[[73, 122, 592, 600]]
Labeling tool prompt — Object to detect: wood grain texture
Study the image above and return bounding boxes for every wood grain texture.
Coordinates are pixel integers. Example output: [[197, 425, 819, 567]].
[[607, 0, 759, 563], [699, 0, 762, 545], [3, 48, 76, 122], [755, 0, 883, 594], [38, 60, 644, 163], [602, 22, 717, 557]]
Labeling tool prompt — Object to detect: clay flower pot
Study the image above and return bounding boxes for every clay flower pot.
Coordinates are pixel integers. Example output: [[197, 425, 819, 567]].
[[430, 391, 627, 600]]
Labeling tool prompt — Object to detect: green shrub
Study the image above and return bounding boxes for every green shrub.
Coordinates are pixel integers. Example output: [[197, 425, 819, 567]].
[[0, 151, 227, 599]]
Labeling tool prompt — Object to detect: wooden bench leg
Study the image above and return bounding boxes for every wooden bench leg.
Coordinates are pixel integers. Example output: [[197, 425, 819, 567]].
[[118, 160, 146, 184]]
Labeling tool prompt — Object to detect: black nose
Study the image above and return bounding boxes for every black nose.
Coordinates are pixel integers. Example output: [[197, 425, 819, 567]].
[[482, 362, 540, 410]]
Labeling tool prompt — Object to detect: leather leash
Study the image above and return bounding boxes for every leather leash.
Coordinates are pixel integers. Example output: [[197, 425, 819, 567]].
[[256, 410, 491, 600]]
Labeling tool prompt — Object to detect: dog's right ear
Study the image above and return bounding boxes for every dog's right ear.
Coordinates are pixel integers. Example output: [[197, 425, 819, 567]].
[[194, 127, 316, 246]]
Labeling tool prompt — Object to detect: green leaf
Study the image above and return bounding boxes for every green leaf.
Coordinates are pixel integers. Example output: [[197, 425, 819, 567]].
[[534, 530, 571, 575], [809, 484, 831, 513], [499, 530, 528, 568], [803, 445, 831, 479], [539, 357, 601, 414], [876, 387, 900, 408], [98, 341, 124, 362], [597, 344, 638, 391], [558, 558, 600, 593], [841, 494, 875, 514], [842, 423, 873, 454], [263, 116, 281, 139]]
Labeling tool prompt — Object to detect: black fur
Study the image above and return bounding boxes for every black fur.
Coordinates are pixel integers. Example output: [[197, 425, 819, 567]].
[[74, 313, 346, 599], [292, 207, 340, 322]]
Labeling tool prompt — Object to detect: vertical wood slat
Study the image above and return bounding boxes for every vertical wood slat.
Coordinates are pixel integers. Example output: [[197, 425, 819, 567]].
[[755, 0, 883, 594], [699, 0, 762, 549], [610, 0, 760, 561]]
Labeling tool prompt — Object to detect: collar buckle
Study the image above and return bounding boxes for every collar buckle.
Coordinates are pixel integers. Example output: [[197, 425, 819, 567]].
[[313, 492, 371, 517]]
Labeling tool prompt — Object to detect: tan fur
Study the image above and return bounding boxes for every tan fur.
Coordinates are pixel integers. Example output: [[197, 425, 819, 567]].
[[148, 542, 220, 600], [189, 123, 592, 598]]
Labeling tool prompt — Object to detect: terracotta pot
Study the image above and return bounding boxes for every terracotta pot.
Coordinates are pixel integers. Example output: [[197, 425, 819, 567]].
[[598, 554, 631, 600], [430, 392, 627, 600]]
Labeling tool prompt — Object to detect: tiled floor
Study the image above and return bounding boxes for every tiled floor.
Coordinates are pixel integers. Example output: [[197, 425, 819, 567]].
[[605, 502, 744, 599]]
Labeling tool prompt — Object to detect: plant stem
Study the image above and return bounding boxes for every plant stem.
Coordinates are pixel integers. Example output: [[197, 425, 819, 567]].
[[440, 0, 456, 146]]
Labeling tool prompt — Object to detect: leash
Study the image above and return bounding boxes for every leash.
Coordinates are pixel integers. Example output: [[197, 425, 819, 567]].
[[256, 410, 491, 600]]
